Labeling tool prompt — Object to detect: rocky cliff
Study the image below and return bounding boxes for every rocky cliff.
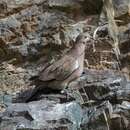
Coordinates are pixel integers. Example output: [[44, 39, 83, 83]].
[[0, 0, 130, 130]]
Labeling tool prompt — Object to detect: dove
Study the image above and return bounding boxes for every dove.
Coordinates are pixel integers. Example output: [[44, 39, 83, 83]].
[[37, 32, 91, 90], [20, 33, 91, 102]]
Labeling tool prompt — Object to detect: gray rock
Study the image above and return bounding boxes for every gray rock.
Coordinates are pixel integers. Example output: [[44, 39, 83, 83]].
[[67, 69, 127, 103], [113, 0, 129, 17], [1, 100, 83, 130]]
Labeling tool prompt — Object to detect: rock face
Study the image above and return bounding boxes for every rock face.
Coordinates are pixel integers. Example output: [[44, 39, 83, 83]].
[[0, 0, 130, 130], [67, 69, 127, 103], [0, 100, 82, 130]]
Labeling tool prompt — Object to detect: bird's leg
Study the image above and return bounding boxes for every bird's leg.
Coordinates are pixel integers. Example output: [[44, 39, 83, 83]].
[[60, 68, 85, 103], [62, 73, 90, 104]]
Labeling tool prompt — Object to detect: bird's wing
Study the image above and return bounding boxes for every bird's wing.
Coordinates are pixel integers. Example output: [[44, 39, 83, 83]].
[[39, 55, 79, 81]]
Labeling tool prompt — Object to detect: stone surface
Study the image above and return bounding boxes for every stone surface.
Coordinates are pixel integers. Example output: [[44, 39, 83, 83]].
[[0, 100, 83, 130], [1, 98, 130, 130], [0, 0, 130, 130], [64, 69, 127, 103]]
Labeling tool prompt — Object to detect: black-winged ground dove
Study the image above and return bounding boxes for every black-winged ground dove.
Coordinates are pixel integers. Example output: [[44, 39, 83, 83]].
[[38, 32, 91, 90]]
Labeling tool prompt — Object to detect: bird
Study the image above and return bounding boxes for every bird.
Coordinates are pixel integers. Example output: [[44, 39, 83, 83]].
[[38, 32, 91, 90], [21, 32, 91, 102]]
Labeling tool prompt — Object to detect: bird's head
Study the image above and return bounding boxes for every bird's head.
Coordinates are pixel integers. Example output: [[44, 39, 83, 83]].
[[76, 32, 91, 45]]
